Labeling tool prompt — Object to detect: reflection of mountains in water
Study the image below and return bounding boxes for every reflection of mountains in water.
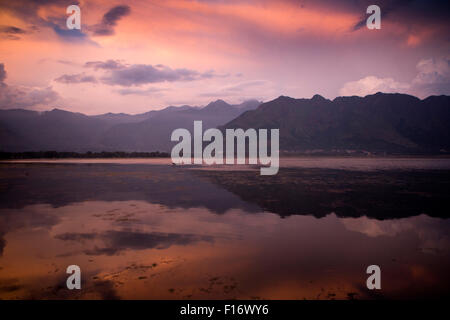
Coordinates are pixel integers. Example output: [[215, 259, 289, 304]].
[[0, 164, 260, 214], [197, 168, 450, 220], [1, 163, 449, 220]]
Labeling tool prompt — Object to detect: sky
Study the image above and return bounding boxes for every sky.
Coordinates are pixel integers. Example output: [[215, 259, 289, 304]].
[[0, 0, 449, 114]]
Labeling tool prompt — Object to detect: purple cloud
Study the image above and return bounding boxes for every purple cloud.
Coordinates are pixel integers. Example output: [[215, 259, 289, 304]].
[[101, 64, 217, 86], [0, 63, 6, 84], [89, 5, 131, 36], [0, 63, 59, 109], [84, 60, 125, 70], [55, 73, 97, 84]]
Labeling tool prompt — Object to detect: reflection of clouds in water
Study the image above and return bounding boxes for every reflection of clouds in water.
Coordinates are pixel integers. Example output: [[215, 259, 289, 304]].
[[31, 278, 119, 300], [340, 215, 450, 254], [0, 232, 6, 256], [1, 200, 450, 299], [0, 278, 21, 294], [0, 205, 61, 231], [55, 230, 214, 255], [0, 205, 61, 256]]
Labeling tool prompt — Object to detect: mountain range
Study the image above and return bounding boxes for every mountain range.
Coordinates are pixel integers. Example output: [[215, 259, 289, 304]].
[[223, 93, 450, 154], [1, 93, 449, 154], [0, 99, 260, 152]]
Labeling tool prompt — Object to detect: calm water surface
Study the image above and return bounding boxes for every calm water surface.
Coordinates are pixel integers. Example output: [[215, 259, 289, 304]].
[[0, 158, 449, 299], [8, 156, 450, 170]]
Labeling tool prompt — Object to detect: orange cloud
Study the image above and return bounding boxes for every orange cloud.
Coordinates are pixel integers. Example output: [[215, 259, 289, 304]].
[[127, 0, 360, 39]]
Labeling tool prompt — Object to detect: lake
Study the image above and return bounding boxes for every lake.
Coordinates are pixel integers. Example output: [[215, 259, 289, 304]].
[[0, 157, 449, 299]]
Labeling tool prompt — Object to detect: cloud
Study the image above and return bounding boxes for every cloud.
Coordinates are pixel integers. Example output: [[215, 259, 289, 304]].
[[51, 24, 89, 41], [102, 5, 131, 25], [222, 80, 269, 92], [0, 1, 91, 41], [341, 214, 450, 254], [0, 25, 27, 40], [84, 59, 125, 70], [0, 25, 26, 34], [25, 87, 60, 105], [115, 87, 167, 96], [351, 0, 411, 31], [0, 63, 59, 109], [55, 60, 79, 66], [0, 63, 6, 84], [0, 1, 99, 43], [0, 233, 6, 256], [0, 86, 60, 109], [199, 80, 271, 97], [339, 56, 450, 98], [1, 0, 448, 50], [101, 64, 217, 86], [0, 25, 37, 40], [339, 76, 409, 97], [56, 60, 225, 91], [55, 230, 213, 255], [55, 73, 97, 84], [411, 57, 450, 96], [42, 13, 94, 42], [89, 5, 131, 36]]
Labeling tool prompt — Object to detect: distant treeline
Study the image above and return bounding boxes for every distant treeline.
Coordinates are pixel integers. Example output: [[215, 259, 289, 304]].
[[0, 151, 170, 159]]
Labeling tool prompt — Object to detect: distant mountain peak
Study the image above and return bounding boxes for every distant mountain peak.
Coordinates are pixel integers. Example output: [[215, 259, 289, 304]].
[[204, 99, 232, 111], [49, 108, 65, 112], [311, 94, 328, 101], [45, 108, 80, 116], [235, 99, 262, 110], [272, 95, 296, 104]]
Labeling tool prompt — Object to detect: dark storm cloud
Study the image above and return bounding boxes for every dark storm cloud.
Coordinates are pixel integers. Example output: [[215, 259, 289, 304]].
[[89, 5, 131, 36], [54, 73, 97, 84], [55, 230, 213, 255]]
